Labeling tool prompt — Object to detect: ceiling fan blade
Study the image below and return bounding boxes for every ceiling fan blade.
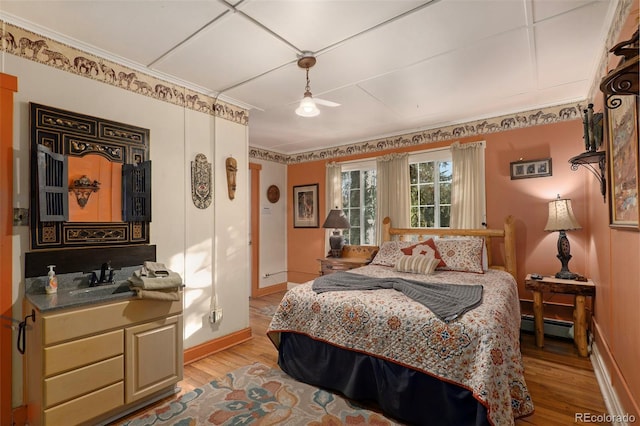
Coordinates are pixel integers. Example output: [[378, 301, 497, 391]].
[[315, 98, 341, 107]]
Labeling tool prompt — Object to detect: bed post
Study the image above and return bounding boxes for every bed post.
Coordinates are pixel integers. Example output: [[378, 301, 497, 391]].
[[382, 217, 392, 242], [503, 215, 517, 280]]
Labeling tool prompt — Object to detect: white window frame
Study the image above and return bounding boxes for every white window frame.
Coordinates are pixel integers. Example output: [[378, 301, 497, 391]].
[[340, 159, 377, 245], [408, 148, 452, 228]]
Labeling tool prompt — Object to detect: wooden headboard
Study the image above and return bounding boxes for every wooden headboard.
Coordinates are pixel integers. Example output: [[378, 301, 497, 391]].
[[381, 216, 517, 280]]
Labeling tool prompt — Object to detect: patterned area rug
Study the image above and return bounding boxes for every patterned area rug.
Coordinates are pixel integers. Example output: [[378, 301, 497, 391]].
[[121, 363, 403, 425]]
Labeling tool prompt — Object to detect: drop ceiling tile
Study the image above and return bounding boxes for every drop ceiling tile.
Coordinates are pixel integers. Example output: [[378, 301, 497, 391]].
[[153, 12, 295, 92], [238, 0, 430, 53], [359, 27, 534, 119], [531, 0, 608, 22], [534, 1, 612, 89]]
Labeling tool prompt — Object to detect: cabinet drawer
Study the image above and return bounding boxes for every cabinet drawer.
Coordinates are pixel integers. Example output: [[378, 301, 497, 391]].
[[323, 263, 351, 273], [43, 381, 123, 426], [44, 355, 123, 408], [44, 329, 123, 376], [43, 298, 182, 345]]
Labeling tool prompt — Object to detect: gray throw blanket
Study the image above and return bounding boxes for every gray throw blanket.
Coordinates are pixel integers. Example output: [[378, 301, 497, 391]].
[[312, 272, 483, 323]]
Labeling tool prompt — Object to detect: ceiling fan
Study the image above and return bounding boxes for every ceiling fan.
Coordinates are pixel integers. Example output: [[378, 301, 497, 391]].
[[295, 53, 340, 117]]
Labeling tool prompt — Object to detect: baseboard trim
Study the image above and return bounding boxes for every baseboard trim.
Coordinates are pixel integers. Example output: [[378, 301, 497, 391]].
[[254, 282, 287, 297], [591, 341, 633, 425], [183, 327, 252, 365]]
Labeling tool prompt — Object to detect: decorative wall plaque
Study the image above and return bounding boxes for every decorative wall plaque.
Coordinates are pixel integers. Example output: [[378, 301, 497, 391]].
[[267, 185, 280, 203], [191, 153, 212, 209]]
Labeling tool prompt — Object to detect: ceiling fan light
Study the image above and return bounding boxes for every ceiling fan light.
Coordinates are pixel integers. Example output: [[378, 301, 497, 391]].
[[296, 95, 320, 117]]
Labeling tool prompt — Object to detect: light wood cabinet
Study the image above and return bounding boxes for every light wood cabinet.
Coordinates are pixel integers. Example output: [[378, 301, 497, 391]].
[[25, 297, 183, 426], [125, 315, 183, 403]]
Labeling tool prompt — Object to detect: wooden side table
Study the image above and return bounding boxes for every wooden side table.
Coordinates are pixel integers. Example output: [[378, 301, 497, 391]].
[[318, 245, 379, 276], [524, 274, 595, 357]]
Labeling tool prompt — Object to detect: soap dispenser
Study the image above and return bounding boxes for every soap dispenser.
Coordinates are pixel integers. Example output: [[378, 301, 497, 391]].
[[46, 265, 58, 294]]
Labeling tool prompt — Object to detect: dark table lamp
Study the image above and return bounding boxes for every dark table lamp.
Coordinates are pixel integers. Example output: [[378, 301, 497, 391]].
[[322, 208, 351, 257], [544, 195, 582, 280]]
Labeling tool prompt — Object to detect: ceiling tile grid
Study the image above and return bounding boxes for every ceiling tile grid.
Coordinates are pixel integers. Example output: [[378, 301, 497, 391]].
[[0, 0, 622, 155]]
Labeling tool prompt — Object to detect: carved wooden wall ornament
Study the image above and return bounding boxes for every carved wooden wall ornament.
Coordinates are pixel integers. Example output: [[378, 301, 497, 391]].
[[191, 153, 212, 209], [226, 157, 238, 200]]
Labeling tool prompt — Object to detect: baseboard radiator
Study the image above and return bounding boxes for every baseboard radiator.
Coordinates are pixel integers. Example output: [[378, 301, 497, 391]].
[[520, 314, 574, 339]]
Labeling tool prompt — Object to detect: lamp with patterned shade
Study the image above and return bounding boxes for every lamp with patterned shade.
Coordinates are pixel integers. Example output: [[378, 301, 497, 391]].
[[544, 195, 582, 280], [322, 208, 351, 258]]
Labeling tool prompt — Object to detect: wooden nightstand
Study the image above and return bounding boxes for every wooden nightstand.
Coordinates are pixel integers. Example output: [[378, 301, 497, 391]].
[[317, 245, 379, 275], [524, 274, 595, 357]]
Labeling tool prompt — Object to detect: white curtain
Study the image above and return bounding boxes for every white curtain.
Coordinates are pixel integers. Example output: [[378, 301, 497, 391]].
[[450, 141, 486, 228], [325, 162, 342, 254], [376, 153, 410, 244]]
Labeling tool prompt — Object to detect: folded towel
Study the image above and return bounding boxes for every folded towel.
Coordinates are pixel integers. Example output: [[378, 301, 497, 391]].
[[143, 261, 170, 277], [128, 270, 183, 289], [132, 287, 180, 301]]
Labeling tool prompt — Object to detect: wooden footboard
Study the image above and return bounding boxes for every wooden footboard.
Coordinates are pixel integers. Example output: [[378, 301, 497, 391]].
[[381, 216, 517, 280]]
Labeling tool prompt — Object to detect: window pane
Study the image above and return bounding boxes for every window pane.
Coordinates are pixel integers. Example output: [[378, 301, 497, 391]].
[[350, 208, 361, 226], [350, 189, 361, 207], [440, 205, 451, 227], [411, 185, 418, 204], [440, 182, 451, 204], [349, 228, 361, 245], [439, 161, 452, 182], [425, 206, 435, 227], [411, 206, 419, 227], [351, 171, 360, 189], [409, 163, 418, 184], [419, 162, 434, 182]]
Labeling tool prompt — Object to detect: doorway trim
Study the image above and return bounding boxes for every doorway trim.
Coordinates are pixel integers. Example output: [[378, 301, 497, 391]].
[[249, 163, 261, 298]]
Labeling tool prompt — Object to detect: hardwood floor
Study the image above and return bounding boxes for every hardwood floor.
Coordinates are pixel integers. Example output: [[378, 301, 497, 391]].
[[113, 291, 610, 425]]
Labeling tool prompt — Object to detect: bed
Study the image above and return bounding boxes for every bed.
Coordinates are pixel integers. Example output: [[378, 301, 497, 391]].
[[267, 216, 533, 426]]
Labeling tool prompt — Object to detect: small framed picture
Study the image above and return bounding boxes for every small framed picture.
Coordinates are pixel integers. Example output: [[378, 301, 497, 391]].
[[293, 184, 319, 228], [510, 158, 552, 180]]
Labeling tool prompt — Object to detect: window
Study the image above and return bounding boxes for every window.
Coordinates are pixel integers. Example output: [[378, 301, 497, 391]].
[[409, 150, 452, 228], [341, 161, 376, 245], [338, 149, 453, 245]]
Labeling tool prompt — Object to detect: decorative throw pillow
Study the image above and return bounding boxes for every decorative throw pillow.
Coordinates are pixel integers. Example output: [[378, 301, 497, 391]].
[[400, 238, 446, 268], [434, 237, 485, 274], [394, 254, 439, 275], [370, 241, 414, 267]]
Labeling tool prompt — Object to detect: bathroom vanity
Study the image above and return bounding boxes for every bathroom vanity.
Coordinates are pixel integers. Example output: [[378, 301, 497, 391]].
[[24, 290, 183, 426], [23, 103, 177, 425]]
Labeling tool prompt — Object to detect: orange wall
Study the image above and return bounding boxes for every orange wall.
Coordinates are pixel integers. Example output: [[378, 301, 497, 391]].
[[288, 119, 589, 308], [68, 155, 122, 222], [587, 6, 640, 419]]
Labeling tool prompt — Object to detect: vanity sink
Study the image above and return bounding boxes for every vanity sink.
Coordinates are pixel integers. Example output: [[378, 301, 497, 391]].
[[68, 282, 133, 297]]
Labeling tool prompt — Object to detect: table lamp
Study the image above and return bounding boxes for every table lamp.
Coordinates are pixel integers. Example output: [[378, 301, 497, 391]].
[[322, 208, 351, 257], [544, 195, 582, 280]]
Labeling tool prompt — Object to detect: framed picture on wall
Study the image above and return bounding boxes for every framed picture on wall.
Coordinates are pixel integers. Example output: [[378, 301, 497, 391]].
[[293, 183, 319, 228], [605, 94, 639, 230], [510, 158, 552, 180]]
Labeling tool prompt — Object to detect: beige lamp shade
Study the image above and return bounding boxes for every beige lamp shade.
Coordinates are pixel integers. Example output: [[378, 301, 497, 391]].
[[544, 197, 581, 232]]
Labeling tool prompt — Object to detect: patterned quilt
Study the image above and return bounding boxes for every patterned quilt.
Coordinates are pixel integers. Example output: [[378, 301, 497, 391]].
[[267, 265, 534, 426]]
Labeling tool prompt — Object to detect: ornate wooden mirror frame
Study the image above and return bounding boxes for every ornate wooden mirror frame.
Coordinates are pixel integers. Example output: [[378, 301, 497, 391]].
[[29, 103, 150, 250]]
